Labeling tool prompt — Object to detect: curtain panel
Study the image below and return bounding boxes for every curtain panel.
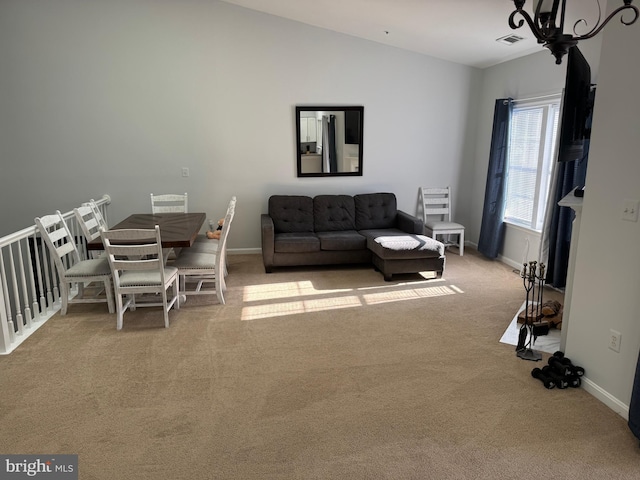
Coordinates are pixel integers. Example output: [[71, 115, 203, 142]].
[[478, 98, 512, 258], [544, 87, 594, 287]]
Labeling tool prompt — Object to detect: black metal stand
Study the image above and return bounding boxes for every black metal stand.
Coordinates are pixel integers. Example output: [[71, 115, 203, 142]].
[[516, 261, 545, 362]]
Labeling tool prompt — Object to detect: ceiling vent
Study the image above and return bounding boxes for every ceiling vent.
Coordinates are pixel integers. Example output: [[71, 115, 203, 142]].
[[496, 34, 525, 45]]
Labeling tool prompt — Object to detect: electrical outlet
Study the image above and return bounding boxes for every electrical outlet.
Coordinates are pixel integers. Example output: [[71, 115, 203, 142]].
[[181, 167, 189, 177], [609, 329, 621, 352]]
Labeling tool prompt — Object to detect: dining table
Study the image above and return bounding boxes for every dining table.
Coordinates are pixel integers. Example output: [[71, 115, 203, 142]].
[[87, 212, 206, 251]]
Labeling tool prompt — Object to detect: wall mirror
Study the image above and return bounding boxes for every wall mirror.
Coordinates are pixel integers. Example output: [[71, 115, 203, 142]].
[[296, 105, 364, 177]]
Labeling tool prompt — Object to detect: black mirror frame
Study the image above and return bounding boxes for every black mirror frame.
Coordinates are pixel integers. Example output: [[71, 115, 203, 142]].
[[295, 105, 364, 177]]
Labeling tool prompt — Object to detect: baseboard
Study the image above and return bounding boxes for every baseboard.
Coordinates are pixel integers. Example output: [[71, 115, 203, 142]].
[[497, 254, 522, 271], [580, 376, 630, 420]]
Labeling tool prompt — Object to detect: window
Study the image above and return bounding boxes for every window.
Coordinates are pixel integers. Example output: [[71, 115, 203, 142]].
[[504, 98, 560, 231]]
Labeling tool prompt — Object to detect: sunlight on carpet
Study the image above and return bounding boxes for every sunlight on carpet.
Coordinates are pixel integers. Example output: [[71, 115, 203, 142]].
[[241, 281, 463, 321]]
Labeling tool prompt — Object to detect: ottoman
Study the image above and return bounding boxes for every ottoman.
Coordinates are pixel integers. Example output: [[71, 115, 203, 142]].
[[367, 234, 445, 281]]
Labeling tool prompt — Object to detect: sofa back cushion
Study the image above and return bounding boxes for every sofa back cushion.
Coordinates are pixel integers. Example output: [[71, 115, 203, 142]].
[[269, 195, 314, 233], [313, 195, 356, 232], [354, 193, 397, 230]]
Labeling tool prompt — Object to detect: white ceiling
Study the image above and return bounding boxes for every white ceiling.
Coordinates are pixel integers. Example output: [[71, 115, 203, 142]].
[[220, 0, 608, 68]]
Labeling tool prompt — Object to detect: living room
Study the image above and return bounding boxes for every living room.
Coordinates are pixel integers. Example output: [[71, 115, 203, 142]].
[[1, 0, 639, 474]]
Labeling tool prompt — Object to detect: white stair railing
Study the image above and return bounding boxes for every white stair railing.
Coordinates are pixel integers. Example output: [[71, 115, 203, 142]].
[[0, 195, 111, 354]]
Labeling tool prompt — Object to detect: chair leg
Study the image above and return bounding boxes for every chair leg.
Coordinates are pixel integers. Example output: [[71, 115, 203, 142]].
[[116, 294, 124, 330], [162, 288, 170, 328], [104, 278, 115, 314], [459, 232, 464, 256], [173, 278, 179, 311], [60, 282, 70, 315], [216, 274, 225, 305]]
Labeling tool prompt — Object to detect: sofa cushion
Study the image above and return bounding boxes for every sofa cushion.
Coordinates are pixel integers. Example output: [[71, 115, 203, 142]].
[[269, 195, 314, 233], [316, 230, 366, 251], [354, 193, 397, 230], [313, 195, 356, 232], [274, 232, 320, 253]]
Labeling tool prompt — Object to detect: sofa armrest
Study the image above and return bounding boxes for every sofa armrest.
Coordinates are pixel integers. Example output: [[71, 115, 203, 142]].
[[261, 214, 275, 273], [396, 210, 424, 234]]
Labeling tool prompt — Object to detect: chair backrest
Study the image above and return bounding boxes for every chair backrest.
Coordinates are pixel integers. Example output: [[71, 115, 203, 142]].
[[88, 199, 108, 230], [35, 211, 82, 276], [74, 205, 103, 245], [209, 196, 237, 232], [150, 193, 188, 213], [217, 200, 236, 269], [226, 196, 237, 225], [420, 187, 453, 223], [101, 226, 167, 289]]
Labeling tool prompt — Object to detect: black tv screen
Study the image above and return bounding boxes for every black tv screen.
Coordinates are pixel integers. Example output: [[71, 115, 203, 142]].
[[557, 46, 593, 162]]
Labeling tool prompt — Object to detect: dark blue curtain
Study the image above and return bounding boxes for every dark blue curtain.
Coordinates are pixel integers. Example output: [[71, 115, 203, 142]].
[[329, 115, 337, 172], [629, 349, 640, 442], [478, 98, 512, 258], [546, 88, 595, 288]]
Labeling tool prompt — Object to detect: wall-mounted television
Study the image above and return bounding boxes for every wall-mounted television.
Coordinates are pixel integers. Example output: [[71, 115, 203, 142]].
[[557, 46, 595, 163]]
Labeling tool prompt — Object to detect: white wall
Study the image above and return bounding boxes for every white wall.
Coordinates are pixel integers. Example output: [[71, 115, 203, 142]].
[[0, 0, 480, 248], [564, 11, 640, 412]]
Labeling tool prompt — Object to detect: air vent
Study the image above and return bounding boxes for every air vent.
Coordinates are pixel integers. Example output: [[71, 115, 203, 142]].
[[496, 34, 525, 45]]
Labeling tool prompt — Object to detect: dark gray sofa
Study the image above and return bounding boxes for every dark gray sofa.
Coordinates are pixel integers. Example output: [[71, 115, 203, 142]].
[[261, 193, 445, 280]]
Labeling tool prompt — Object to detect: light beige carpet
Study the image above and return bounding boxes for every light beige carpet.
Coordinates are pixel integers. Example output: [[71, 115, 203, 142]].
[[1, 250, 639, 480]]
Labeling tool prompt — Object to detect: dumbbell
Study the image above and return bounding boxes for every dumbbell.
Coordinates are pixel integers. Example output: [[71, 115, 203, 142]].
[[542, 365, 568, 389], [548, 356, 572, 376], [553, 351, 585, 377], [532, 368, 556, 389], [567, 375, 581, 388]]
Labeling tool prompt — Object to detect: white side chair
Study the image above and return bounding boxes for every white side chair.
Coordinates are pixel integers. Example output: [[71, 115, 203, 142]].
[[173, 200, 235, 305], [74, 204, 105, 259], [101, 225, 180, 330], [35, 211, 115, 315], [150, 193, 188, 213], [419, 186, 465, 256], [191, 196, 237, 276], [88, 199, 108, 231]]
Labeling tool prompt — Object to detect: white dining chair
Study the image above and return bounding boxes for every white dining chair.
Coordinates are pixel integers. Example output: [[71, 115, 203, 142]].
[[101, 225, 180, 330], [190, 197, 236, 277], [173, 200, 235, 305], [35, 211, 115, 315], [419, 186, 465, 256], [88, 199, 109, 231], [74, 204, 105, 259], [150, 193, 188, 213]]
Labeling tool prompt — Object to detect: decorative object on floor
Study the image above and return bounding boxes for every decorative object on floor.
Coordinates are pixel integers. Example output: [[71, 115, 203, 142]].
[[508, 0, 639, 64], [516, 261, 545, 361], [531, 351, 584, 390], [541, 299, 563, 329]]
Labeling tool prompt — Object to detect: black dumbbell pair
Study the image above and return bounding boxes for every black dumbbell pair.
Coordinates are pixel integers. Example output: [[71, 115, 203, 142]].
[[531, 351, 584, 389]]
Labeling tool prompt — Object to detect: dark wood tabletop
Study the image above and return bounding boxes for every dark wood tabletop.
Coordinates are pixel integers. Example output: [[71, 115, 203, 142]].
[[87, 212, 206, 250]]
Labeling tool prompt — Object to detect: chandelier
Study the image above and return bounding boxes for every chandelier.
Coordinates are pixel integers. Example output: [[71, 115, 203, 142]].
[[509, 0, 639, 64]]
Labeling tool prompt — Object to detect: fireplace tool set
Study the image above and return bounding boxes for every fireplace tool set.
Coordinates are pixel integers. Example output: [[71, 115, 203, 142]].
[[516, 261, 546, 361]]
